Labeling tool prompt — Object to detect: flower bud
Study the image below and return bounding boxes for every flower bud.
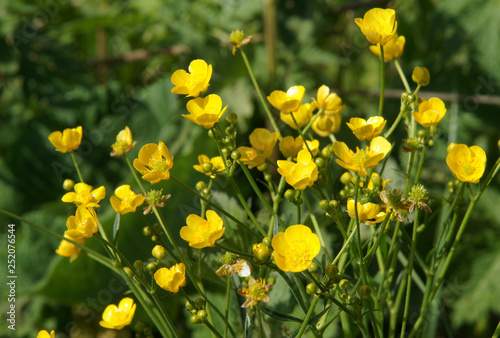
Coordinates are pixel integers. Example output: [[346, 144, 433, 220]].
[[185, 300, 195, 311], [230, 29, 246, 45], [197, 309, 207, 322], [133, 260, 144, 271], [152, 245, 167, 260], [340, 172, 352, 185], [190, 315, 199, 324], [306, 283, 317, 295], [142, 226, 152, 237], [146, 262, 157, 273], [325, 264, 339, 277], [63, 179, 75, 191], [195, 298, 205, 309], [412, 67, 430, 86], [195, 181, 206, 191], [262, 237, 271, 247], [231, 150, 241, 160], [226, 112, 238, 123], [319, 200, 329, 210], [339, 279, 351, 290], [357, 285, 372, 299], [124, 267, 133, 277], [253, 243, 271, 263], [284, 189, 296, 201], [308, 262, 319, 272]]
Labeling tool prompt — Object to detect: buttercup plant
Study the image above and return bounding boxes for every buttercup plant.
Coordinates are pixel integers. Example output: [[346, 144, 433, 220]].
[[4, 6, 500, 338]]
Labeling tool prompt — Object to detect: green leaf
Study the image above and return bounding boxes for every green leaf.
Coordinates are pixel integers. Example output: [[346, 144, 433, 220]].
[[259, 305, 302, 323]]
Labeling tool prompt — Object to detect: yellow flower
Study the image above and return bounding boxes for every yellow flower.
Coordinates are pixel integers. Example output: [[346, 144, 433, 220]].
[[365, 172, 392, 191], [446, 144, 486, 183], [267, 85, 306, 113], [347, 198, 386, 225], [237, 278, 273, 308], [99, 297, 136, 330], [110, 185, 145, 215], [277, 149, 319, 190], [346, 116, 387, 141], [314, 85, 344, 113], [237, 128, 279, 168], [133, 141, 174, 184], [332, 136, 392, 177], [355, 8, 397, 46], [279, 136, 303, 158], [303, 139, 320, 157], [171, 59, 212, 97], [111, 126, 137, 157], [154, 263, 186, 293], [280, 102, 315, 129], [312, 111, 342, 137], [55, 231, 85, 262], [180, 210, 225, 248], [272, 224, 321, 272], [412, 67, 430, 86], [61, 182, 106, 208], [193, 154, 225, 177], [184, 94, 228, 129], [413, 97, 446, 127], [65, 206, 98, 239], [48, 126, 83, 153], [37, 330, 56, 338], [369, 33, 405, 62]]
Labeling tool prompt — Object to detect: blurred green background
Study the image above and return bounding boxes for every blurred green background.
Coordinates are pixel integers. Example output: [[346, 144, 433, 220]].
[[1, 0, 500, 336]]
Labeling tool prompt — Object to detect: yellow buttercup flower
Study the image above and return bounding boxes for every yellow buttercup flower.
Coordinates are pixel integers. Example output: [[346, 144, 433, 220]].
[[446, 144, 486, 183], [347, 198, 386, 225], [237, 278, 273, 308], [267, 85, 306, 113], [280, 102, 315, 130], [55, 231, 85, 262], [355, 8, 397, 46], [61, 182, 106, 208], [184, 94, 228, 129], [332, 136, 392, 177], [303, 139, 320, 157], [193, 154, 225, 177], [65, 206, 98, 239], [37, 330, 56, 338], [346, 116, 387, 141], [272, 224, 321, 272], [237, 128, 279, 168], [369, 33, 405, 62], [180, 210, 225, 249], [154, 263, 186, 293], [312, 111, 342, 137], [110, 185, 145, 215], [48, 126, 83, 153], [412, 67, 430, 86], [277, 149, 319, 190], [171, 59, 212, 97], [314, 85, 344, 113], [413, 97, 446, 127], [279, 136, 303, 158], [111, 126, 137, 157], [133, 141, 174, 184], [99, 297, 136, 330]]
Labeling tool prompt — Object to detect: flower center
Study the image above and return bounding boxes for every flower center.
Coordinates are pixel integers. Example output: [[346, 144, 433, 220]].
[[152, 160, 168, 172], [462, 163, 474, 175]]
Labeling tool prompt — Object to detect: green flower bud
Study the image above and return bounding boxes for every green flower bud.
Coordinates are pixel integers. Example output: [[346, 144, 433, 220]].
[[339, 279, 351, 290], [306, 283, 317, 295], [195, 181, 206, 191], [340, 172, 352, 185], [325, 264, 339, 277], [319, 200, 329, 210], [284, 189, 296, 201], [142, 226, 152, 237], [308, 262, 319, 272], [226, 112, 238, 123], [185, 300, 195, 311], [195, 298, 205, 309], [197, 309, 207, 322], [315, 157, 325, 168], [152, 245, 167, 259], [63, 179, 75, 191], [357, 285, 372, 299], [190, 315, 199, 324], [231, 150, 241, 160]]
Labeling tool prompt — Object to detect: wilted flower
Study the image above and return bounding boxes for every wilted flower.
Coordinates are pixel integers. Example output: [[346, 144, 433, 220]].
[[408, 184, 431, 213], [369, 33, 405, 62], [216, 252, 251, 277], [99, 297, 136, 330], [55, 231, 85, 262], [62, 182, 106, 208], [412, 67, 430, 86], [230, 29, 253, 54], [154, 263, 186, 293], [379, 188, 412, 222], [48, 126, 83, 153], [413, 98, 447, 127], [272, 224, 321, 272], [267, 86, 306, 113], [446, 144, 486, 183], [184, 94, 228, 129], [171, 59, 212, 97], [347, 116, 387, 141], [237, 128, 279, 168], [280, 102, 315, 129], [133, 141, 174, 184], [347, 198, 386, 225], [180, 210, 225, 249], [143, 189, 171, 215], [332, 136, 392, 177], [110, 185, 144, 215], [355, 8, 397, 46], [111, 126, 137, 157], [65, 207, 98, 239], [277, 149, 319, 190], [237, 278, 273, 308]]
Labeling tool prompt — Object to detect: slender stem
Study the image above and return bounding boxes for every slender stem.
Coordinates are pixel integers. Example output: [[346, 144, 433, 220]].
[[124, 153, 147, 194], [492, 319, 500, 338], [70, 151, 84, 183], [384, 104, 409, 139], [256, 305, 265, 338], [394, 59, 411, 93], [296, 295, 320, 338], [224, 275, 232, 338], [378, 45, 385, 117], [240, 48, 281, 136]]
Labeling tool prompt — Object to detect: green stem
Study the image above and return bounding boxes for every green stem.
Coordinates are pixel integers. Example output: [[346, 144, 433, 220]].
[[378, 45, 386, 117], [124, 153, 147, 194], [224, 275, 232, 338], [296, 295, 320, 338], [256, 305, 265, 338], [70, 151, 84, 183], [394, 59, 411, 93], [240, 48, 281, 136]]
